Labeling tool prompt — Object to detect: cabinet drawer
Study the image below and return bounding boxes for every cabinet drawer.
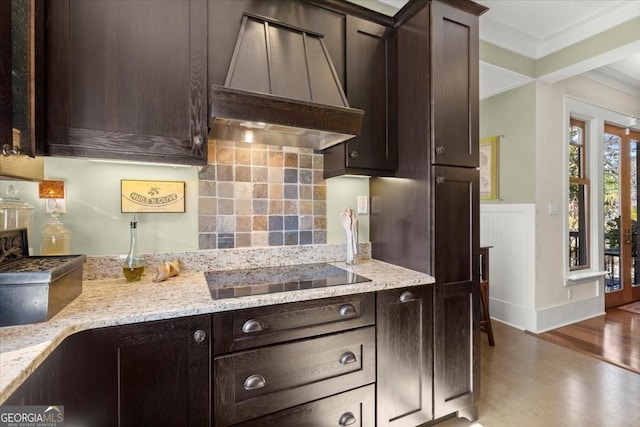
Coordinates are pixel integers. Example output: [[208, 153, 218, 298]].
[[234, 384, 375, 427], [214, 327, 375, 425], [213, 293, 375, 355]]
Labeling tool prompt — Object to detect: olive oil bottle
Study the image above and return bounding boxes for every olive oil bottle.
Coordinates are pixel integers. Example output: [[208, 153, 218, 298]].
[[123, 215, 144, 282]]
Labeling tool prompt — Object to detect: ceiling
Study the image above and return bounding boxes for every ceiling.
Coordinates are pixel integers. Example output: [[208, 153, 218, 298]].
[[352, 0, 640, 99]]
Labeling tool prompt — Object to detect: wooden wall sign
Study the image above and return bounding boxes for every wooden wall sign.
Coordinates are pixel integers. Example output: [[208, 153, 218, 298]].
[[479, 136, 500, 200], [121, 180, 185, 213]]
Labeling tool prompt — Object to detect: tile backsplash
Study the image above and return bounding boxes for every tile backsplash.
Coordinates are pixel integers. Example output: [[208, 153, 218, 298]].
[[198, 141, 327, 249]]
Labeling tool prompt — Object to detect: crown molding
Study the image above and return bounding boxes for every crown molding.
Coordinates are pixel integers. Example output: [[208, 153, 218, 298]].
[[480, 1, 640, 60]]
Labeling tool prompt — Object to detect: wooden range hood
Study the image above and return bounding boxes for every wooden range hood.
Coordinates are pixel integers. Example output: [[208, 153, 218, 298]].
[[209, 13, 364, 151]]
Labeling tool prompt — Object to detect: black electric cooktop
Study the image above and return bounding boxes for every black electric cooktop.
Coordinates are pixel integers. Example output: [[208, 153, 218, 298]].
[[204, 263, 371, 300]]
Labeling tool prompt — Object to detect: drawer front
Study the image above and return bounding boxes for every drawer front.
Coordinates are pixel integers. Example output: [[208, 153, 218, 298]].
[[234, 384, 375, 427], [214, 327, 375, 425], [213, 293, 375, 355]]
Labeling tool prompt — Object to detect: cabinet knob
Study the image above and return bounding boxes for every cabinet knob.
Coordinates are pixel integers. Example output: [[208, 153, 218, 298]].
[[193, 135, 203, 146], [2, 144, 19, 156], [435, 145, 445, 154], [399, 291, 414, 303], [349, 150, 358, 158], [241, 318, 264, 334], [193, 329, 207, 343], [338, 412, 356, 426], [339, 351, 357, 365], [338, 304, 356, 317], [243, 374, 266, 391], [435, 176, 445, 184]]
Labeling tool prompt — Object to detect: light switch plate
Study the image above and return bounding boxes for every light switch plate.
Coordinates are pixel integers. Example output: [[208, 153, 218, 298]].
[[357, 196, 368, 214], [548, 201, 558, 215]]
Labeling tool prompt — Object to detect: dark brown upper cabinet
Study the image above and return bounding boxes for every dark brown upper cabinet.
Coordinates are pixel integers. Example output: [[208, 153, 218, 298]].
[[0, 0, 45, 180], [44, 0, 207, 165], [430, 0, 480, 168], [323, 16, 397, 178]]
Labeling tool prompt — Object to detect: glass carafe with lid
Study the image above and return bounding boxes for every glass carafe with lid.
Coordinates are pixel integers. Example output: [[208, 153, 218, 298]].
[[40, 213, 71, 255], [0, 185, 34, 245]]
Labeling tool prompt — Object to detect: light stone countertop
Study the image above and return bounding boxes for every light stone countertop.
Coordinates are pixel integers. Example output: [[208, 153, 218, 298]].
[[0, 256, 434, 404]]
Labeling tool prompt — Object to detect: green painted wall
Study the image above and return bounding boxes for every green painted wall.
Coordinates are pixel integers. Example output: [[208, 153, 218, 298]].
[[479, 82, 536, 203], [326, 176, 370, 244]]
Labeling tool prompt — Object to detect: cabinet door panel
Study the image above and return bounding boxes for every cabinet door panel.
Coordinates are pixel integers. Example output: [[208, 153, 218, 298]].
[[433, 166, 478, 286], [323, 16, 396, 177], [45, 0, 207, 165], [376, 286, 433, 426], [431, 0, 479, 167], [117, 316, 210, 427], [433, 165, 480, 420], [62, 329, 117, 427], [434, 286, 478, 419]]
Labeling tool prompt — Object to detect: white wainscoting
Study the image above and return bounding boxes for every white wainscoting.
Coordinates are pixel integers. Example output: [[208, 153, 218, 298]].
[[480, 204, 536, 331]]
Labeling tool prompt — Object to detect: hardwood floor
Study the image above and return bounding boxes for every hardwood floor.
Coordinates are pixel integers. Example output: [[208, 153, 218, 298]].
[[436, 318, 640, 427], [533, 307, 640, 374]]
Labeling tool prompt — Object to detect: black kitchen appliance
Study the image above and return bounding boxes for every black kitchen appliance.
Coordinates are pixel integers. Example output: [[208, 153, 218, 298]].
[[205, 263, 370, 300], [0, 228, 85, 327]]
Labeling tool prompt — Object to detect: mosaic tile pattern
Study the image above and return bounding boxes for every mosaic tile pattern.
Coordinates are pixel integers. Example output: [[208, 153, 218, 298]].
[[198, 141, 327, 249]]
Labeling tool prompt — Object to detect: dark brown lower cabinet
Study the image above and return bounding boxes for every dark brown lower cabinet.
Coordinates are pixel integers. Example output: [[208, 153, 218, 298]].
[[61, 328, 118, 426], [115, 315, 211, 427], [376, 285, 434, 426], [7, 289, 455, 426], [3, 315, 211, 427], [432, 165, 480, 421], [434, 284, 477, 421]]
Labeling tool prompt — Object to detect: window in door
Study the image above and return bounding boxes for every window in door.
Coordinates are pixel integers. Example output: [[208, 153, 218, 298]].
[[603, 123, 640, 308]]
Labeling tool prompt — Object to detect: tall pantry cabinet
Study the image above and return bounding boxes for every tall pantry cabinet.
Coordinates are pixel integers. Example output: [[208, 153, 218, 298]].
[[370, 0, 486, 424]]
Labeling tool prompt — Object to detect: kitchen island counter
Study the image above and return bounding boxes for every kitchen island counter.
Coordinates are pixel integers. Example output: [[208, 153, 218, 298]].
[[0, 258, 434, 403]]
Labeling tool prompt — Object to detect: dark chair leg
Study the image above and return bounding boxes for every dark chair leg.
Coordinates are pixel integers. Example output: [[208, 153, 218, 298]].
[[480, 281, 495, 346]]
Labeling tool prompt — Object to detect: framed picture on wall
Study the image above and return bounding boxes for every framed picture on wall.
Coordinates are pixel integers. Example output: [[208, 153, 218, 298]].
[[480, 136, 500, 200]]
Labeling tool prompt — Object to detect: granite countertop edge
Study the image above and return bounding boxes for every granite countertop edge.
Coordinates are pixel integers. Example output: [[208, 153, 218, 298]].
[[0, 258, 434, 404]]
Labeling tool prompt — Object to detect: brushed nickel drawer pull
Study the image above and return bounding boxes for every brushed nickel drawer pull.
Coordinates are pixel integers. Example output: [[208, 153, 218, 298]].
[[339, 304, 356, 317], [339, 412, 356, 426], [241, 319, 264, 334], [242, 374, 266, 391], [193, 329, 207, 343], [339, 351, 357, 365], [399, 291, 414, 303]]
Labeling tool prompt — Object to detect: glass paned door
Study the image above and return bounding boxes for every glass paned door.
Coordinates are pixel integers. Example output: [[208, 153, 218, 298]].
[[603, 124, 640, 308]]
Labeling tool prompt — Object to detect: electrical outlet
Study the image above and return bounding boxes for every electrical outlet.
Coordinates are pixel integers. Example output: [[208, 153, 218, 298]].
[[357, 196, 368, 214], [568, 288, 573, 300]]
